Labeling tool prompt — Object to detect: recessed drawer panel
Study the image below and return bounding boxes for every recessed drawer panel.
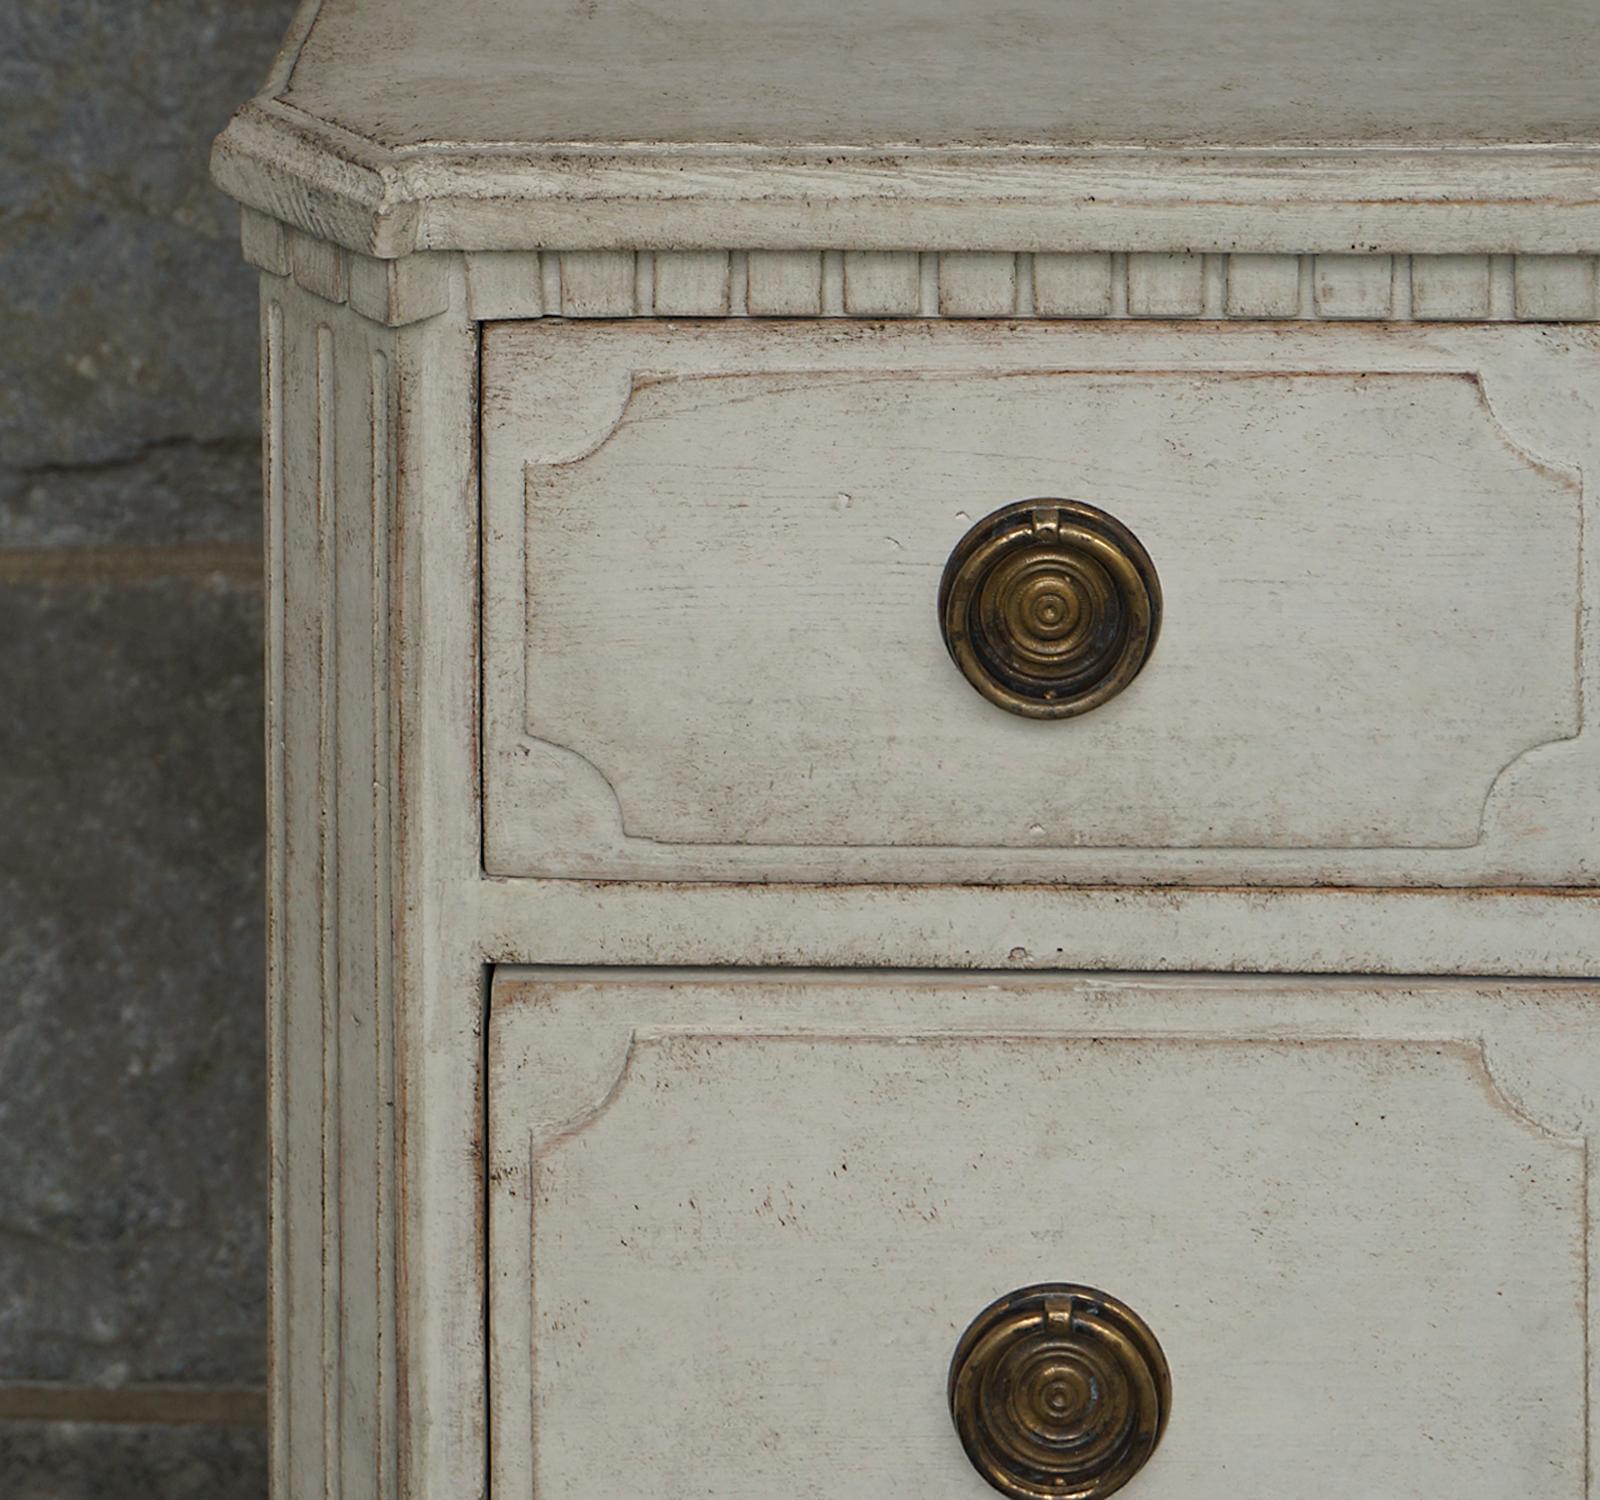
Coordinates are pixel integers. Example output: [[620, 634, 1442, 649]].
[[488, 971, 1597, 1500], [481, 320, 1600, 884]]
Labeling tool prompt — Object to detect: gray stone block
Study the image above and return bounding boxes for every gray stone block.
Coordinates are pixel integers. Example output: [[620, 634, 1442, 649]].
[[0, 1422, 266, 1500], [0, 439, 263, 550], [0, 575, 266, 1385], [0, 0, 298, 471]]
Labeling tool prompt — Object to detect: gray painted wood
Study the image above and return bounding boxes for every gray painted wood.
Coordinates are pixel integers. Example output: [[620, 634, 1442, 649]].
[[481, 317, 1599, 887], [212, 1, 1600, 255], [281, 0, 1600, 150], [491, 971, 1598, 1500], [225, 10, 1600, 1500]]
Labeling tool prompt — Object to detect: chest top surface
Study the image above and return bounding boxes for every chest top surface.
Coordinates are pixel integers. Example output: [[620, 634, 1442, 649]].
[[282, 0, 1600, 151]]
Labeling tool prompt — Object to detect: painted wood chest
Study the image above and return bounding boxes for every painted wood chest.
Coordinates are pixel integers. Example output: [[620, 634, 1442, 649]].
[[214, 2, 1600, 1495]]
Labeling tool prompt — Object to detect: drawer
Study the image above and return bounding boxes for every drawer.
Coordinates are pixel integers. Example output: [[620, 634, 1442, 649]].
[[481, 319, 1600, 886], [488, 970, 1597, 1499]]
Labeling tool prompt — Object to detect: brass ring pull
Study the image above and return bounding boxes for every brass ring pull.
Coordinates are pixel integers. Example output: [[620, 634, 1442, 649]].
[[938, 500, 1161, 718], [948, 1283, 1170, 1500]]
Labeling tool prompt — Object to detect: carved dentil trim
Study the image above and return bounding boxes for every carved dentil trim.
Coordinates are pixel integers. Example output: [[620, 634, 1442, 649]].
[[243, 211, 1600, 325]]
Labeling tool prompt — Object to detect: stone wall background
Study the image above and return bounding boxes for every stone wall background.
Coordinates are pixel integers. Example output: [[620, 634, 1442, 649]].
[[1, 2, 299, 1493]]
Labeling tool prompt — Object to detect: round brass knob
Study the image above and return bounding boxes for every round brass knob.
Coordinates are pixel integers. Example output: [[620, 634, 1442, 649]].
[[938, 500, 1161, 718], [948, 1283, 1170, 1500]]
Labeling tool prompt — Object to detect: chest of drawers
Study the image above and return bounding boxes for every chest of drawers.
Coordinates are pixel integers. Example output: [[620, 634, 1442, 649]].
[[215, 3, 1600, 1496]]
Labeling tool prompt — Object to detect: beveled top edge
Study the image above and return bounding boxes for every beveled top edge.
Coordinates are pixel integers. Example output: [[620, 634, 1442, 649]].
[[212, 99, 1600, 261]]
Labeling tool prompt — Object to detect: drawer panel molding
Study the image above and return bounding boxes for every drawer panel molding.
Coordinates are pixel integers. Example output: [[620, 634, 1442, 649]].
[[481, 318, 1599, 887], [488, 971, 1600, 1500]]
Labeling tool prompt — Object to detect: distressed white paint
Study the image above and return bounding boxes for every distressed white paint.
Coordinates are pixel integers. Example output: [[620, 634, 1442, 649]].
[[251, 261, 1600, 1500], [746, 251, 826, 316], [473, 881, 1600, 976], [1314, 254, 1396, 318], [261, 269, 484, 1500], [490, 970, 1600, 1500], [288, 227, 347, 305], [652, 251, 734, 316], [1032, 253, 1116, 317], [246, 232, 1600, 1500], [462, 250, 544, 321], [221, 9, 1600, 1499], [1518, 255, 1600, 319], [842, 251, 922, 316], [1411, 253, 1494, 320], [1225, 254, 1302, 318], [211, 0, 1600, 256], [938, 252, 1019, 317], [241, 205, 291, 276], [446, 248, 1600, 323], [345, 250, 452, 327], [277, 0, 1600, 152], [555, 250, 634, 317], [265, 276, 394, 1500], [1126, 252, 1205, 316], [481, 318, 1598, 885]]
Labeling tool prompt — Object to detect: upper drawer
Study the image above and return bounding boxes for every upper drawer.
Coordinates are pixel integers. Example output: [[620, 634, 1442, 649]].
[[481, 319, 1600, 885]]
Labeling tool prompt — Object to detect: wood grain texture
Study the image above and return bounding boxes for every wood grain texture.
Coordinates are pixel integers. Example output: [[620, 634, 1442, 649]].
[[266, 275, 393, 1500], [278, 0, 1600, 151], [938, 253, 1019, 317], [1313, 255, 1397, 317], [209, 0, 1600, 254], [1032, 253, 1116, 317], [242, 206, 291, 277], [213, 123, 1600, 260], [652, 251, 734, 315], [463, 251, 544, 320], [247, 221, 452, 327], [1411, 253, 1494, 319], [489, 970, 1600, 1500], [745, 251, 825, 316], [473, 881, 1600, 976], [455, 248, 1600, 322], [842, 252, 923, 316], [262, 268, 484, 1500], [346, 251, 452, 327], [554, 251, 634, 317], [288, 229, 348, 306], [258, 242, 1600, 1500], [1517, 255, 1600, 319], [1126, 252, 1205, 316], [481, 318, 1598, 887], [1225, 254, 1304, 318], [226, 14, 1600, 1500]]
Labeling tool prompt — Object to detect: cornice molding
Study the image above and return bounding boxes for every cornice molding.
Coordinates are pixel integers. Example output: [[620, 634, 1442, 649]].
[[215, 99, 1600, 262]]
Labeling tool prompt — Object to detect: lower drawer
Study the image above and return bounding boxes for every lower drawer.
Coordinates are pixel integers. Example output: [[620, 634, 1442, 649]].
[[488, 971, 1597, 1499]]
